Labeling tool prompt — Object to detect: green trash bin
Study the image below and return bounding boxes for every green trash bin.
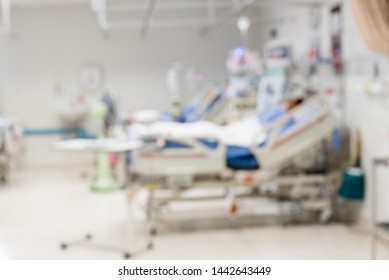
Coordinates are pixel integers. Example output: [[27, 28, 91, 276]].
[[338, 167, 365, 201], [336, 167, 364, 223]]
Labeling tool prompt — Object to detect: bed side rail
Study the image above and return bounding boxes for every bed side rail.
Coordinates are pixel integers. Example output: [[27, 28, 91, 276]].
[[251, 95, 336, 170]]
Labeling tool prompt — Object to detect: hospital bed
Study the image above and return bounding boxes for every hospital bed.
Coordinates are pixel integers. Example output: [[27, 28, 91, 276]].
[[0, 118, 23, 183], [131, 82, 229, 124], [129, 96, 341, 232], [131, 96, 335, 175], [0, 120, 7, 182], [181, 84, 230, 123], [131, 80, 256, 125]]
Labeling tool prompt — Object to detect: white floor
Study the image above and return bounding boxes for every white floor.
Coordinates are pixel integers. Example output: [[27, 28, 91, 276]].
[[0, 166, 388, 260]]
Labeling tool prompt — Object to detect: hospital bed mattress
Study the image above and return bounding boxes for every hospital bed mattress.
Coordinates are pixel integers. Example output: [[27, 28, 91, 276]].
[[225, 118, 300, 170], [226, 145, 259, 170], [194, 139, 260, 170]]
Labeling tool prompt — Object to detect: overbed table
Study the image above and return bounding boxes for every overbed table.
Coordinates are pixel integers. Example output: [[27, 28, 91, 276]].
[[53, 138, 151, 259]]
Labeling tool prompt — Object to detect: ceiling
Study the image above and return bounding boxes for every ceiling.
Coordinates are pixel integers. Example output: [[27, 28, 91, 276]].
[[11, 0, 88, 7], [2, 0, 327, 36], [10, 0, 326, 8]]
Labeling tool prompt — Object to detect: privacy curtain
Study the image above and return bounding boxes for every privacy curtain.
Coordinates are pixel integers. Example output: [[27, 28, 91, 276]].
[[350, 0, 389, 54]]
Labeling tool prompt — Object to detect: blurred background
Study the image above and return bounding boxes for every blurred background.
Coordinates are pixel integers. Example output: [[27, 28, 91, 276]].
[[0, 0, 389, 259]]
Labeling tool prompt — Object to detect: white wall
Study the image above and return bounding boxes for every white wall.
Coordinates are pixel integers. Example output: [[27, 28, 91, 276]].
[[0, 5, 247, 166], [253, 4, 331, 62], [341, 0, 389, 222]]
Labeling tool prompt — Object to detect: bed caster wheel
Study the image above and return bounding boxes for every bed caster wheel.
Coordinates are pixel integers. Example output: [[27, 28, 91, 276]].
[[60, 243, 68, 250], [150, 228, 157, 236], [124, 252, 132, 259], [85, 234, 92, 240], [0, 176, 7, 183], [319, 209, 332, 224], [147, 242, 154, 250]]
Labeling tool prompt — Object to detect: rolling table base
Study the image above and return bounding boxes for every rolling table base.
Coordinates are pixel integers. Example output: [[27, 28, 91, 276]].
[[60, 232, 154, 259]]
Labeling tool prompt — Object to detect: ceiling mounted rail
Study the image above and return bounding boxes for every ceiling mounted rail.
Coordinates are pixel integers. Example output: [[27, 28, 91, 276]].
[[200, 0, 258, 35], [89, 0, 322, 37], [140, 0, 157, 37], [0, 0, 11, 35]]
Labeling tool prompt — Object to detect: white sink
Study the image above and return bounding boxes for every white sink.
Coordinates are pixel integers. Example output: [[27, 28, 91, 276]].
[[58, 106, 88, 128]]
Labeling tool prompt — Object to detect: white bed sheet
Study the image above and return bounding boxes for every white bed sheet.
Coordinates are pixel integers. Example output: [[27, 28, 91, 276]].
[[128, 115, 266, 147]]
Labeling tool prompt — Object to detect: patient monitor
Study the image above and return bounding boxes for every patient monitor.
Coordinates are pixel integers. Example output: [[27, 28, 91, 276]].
[[226, 46, 261, 95], [226, 47, 262, 122], [259, 39, 294, 112]]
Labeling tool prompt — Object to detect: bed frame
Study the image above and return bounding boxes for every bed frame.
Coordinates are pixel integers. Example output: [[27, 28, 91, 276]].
[[129, 96, 341, 235]]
